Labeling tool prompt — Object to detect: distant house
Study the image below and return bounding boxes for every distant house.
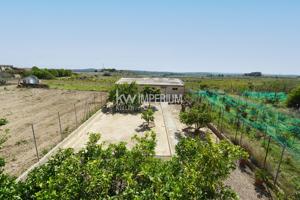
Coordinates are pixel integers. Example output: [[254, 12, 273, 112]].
[[0, 65, 13, 72], [22, 75, 40, 85], [116, 77, 185, 96]]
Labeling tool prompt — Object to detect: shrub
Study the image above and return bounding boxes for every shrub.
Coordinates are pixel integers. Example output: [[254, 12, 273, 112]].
[[19, 132, 246, 199], [141, 108, 154, 126], [108, 82, 141, 111], [180, 103, 212, 132], [0, 118, 8, 126], [286, 86, 300, 109]]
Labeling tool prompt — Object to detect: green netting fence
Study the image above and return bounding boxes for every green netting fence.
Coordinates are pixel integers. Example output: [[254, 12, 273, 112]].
[[195, 90, 300, 160], [242, 91, 287, 104]]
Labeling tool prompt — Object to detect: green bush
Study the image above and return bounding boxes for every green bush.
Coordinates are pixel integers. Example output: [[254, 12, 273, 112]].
[[286, 86, 300, 109], [180, 103, 212, 131], [23, 67, 72, 79], [108, 82, 141, 110], [141, 108, 154, 126], [18, 132, 246, 199], [0, 118, 8, 126]]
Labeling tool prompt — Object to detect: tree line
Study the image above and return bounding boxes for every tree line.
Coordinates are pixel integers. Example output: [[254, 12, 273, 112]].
[[23, 66, 73, 79]]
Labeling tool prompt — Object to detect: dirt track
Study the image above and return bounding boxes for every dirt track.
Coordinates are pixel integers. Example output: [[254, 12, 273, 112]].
[[0, 85, 106, 176]]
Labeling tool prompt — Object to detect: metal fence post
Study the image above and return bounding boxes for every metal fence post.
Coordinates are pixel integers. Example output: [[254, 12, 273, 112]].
[[274, 145, 286, 185], [263, 136, 271, 168], [31, 124, 39, 161], [58, 112, 63, 141]]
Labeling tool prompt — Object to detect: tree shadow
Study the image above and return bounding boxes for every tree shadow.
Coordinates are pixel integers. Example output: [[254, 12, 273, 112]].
[[135, 123, 154, 133]]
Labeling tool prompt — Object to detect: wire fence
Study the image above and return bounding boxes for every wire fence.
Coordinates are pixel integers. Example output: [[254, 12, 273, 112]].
[[194, 90, 300, 195], [27, 93, 107, 164]]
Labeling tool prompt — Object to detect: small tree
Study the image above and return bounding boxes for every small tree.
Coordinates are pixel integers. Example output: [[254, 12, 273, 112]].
[[286, 86, 300, 109], [142, 86, 160, 104], [141, 108, 154, 127], [180, 103, 212, 132], [108, 82, 141, 111]]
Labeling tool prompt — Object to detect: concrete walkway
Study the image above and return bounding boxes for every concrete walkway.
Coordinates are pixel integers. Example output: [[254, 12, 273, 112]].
[[18, 104, 173, 181], [160, 102, 179, 155]]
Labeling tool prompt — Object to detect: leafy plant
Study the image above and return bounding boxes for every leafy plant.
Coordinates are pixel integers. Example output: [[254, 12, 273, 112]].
[[286, 85, 300, 109], [18, 132, 246, 199], [141, 108, 154, 126], [180, 103, 212, 132], [108, 82, 141, 111], [0, 118, 8, 126], [254, 169, 268, 187]]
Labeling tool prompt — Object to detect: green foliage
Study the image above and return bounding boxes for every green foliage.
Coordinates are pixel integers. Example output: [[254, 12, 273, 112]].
[[0, 121, 22, 199], [17, 132, 245, 199], [254, 169, 268, 182], [141, 108, 154, 125], [142, 86, 160, 96], [108, 82, 141, 109], [286, 85, 300, 109], [45, 76, 118, 92], [23, 66, 72, 79], [183, 77, 300, 94], [180, 103, 212, 131], [0, 118, 8, 126]]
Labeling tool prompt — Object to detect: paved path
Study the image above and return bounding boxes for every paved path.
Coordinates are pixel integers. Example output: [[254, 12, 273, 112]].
[[160, 102, 179, 155], [18, 104, 172, 181]]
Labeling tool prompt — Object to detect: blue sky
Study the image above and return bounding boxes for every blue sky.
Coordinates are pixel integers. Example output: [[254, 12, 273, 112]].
[[0, 1, 299, 74]]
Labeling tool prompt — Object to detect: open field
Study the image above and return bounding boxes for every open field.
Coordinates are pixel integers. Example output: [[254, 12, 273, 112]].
[[183, 77, 300, 93], [0, 85, 107, 176], [44, 76, 119, 92]]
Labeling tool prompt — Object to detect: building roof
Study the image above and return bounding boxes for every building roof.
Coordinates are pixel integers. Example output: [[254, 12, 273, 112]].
[[23, 75, 39, 80], [116, 77, 184, 86]]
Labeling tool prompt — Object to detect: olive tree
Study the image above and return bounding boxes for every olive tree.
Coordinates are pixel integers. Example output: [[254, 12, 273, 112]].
[[180, 103, 212, 132]]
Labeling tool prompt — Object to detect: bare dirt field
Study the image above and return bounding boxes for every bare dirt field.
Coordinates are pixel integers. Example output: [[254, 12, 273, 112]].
[[0, 85, 106, 176]]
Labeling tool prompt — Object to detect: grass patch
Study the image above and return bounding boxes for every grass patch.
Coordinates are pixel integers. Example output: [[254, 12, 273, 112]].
[[44, 76, 119, 92]]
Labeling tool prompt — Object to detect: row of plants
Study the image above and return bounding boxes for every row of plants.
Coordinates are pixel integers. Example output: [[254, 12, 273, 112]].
[[0, 127, 248, 199], [183, 77, 300, 94], [193, 91, 300, 197]]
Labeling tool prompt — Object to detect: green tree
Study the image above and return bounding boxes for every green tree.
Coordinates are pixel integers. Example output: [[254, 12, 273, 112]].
[[179, 103, 213, 132], [108, 82, 141, 110], [286, 86, 300, 109], [142, 86, 160, 96], [19, 132, 246, 199], [141, 108, 154, 126]]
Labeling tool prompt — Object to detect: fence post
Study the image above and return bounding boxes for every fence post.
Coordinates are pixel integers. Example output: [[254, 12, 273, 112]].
[[74, 103, 78, 127], [58, 112, 63, 141], [263, 136, 271, 168], [93, 94, 96, 111], [235, 115, 239, 141], [84, 100, 88, 120], [220, 108, 224, 132], [31, 124, 39, 161], [274, 145, 286, 185]]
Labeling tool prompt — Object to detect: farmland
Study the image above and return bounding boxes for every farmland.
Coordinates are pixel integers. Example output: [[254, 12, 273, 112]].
[[0, 84, 107, 176], [44, 76, 119, 92], [1, 74, 299, 199]]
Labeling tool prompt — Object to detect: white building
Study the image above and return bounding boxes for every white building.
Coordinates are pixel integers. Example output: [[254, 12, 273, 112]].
[[116, 77, 185, 96]]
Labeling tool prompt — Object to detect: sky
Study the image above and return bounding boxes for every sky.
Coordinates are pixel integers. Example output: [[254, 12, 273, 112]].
[[0, 1, 299, 74]]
